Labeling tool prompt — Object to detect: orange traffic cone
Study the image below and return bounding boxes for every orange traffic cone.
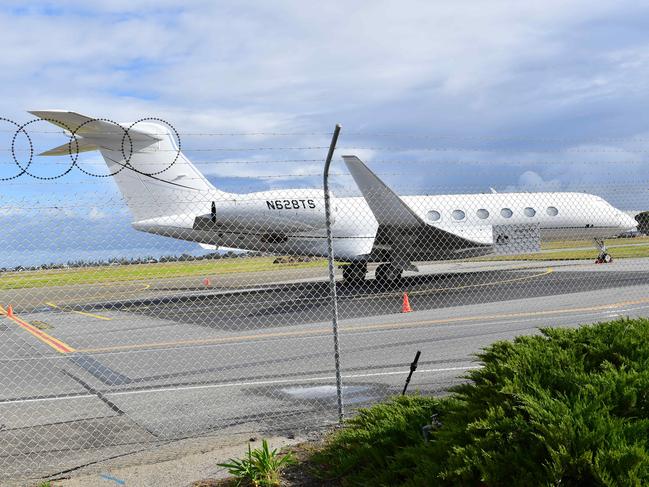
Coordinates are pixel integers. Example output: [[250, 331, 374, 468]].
[[203, 277, 211, 287], [402, 293, 412, 313], [6, 305, 13, 317]]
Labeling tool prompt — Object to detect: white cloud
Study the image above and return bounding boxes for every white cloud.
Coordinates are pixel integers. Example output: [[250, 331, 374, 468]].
[[2, 2, 649, 203], [506, 171, 562, 192], [0, 1, 642, 130], [0, 206, 26, 217]]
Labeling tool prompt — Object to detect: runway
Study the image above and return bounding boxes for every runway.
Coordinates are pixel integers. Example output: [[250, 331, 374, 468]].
[[3, 258, 649, 480], [92, 264, 649, 331]]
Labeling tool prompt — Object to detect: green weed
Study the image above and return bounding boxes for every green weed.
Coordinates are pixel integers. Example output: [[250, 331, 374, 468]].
[[218, 439, 296, 486]]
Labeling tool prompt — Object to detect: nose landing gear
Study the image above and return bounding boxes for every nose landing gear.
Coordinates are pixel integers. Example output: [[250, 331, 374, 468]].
[[594, 238, 613, 264]]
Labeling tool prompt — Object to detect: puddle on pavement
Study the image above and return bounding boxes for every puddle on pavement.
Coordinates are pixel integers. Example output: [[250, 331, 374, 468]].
[[278, 384, 381, 405]]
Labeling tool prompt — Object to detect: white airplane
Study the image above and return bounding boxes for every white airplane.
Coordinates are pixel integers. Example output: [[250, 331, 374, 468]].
[[32, 110, 639, 282]]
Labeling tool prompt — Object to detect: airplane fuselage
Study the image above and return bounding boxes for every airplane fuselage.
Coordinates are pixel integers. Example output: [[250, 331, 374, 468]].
[[133, 190, 637, 262]]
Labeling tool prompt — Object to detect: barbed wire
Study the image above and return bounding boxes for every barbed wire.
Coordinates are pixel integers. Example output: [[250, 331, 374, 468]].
[[7, 146, 649, 153], [1, 172, 648, 185], [4, 127, 649, 144], [0, 129, 336, 136], [335, 146, 649, 153], [3, 115, 649, 184], [3, 147, 330, 152], [3, 158, 649, 167], [1, 181, 646, 204]]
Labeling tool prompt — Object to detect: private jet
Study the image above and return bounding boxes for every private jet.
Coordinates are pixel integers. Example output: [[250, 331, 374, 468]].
[[31, 111, 639, 282]]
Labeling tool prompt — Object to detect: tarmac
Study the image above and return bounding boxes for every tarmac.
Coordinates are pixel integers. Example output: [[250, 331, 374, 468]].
[[3, 258, 649, 483]]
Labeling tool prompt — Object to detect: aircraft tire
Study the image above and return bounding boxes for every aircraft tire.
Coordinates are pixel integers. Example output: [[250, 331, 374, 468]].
[[375, 263, 402, 283], [343, 262, 367, 283]]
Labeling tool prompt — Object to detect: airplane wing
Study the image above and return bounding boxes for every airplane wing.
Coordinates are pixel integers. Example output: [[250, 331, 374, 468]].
[[342, 155, 493, 252], [343, 155, 425, 228]]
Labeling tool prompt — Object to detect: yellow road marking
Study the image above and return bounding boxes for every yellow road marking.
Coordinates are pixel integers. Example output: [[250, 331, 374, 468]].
[[79, 267, 552, 352], [45, 302, 112, 321], [82, 278, 649, 354], [5, 312, 75, 353]]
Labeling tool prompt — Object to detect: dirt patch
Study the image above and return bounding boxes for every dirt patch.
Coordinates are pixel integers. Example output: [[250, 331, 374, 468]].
[[48, 433, 309, 487]]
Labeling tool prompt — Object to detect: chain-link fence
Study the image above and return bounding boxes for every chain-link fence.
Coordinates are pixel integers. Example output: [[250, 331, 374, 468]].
[[2, 114, 649, 481]]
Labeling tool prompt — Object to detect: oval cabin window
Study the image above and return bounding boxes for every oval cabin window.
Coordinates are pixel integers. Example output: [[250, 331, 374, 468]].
[[524, 207, 536, 217], [547, 206, 559, 216], [452, 209, 466, 220], [476, 209, 489, 219], [428, 210, 441, 221], [501, 208, 513, 218]]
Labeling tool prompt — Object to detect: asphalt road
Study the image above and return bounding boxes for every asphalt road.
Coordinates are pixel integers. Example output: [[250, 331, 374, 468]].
[[98, 265, 649, 330], [3, 258, 649, 482]]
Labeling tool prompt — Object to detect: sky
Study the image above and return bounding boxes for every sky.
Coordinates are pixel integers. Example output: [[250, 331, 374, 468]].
[[2, 1, 649, 265]]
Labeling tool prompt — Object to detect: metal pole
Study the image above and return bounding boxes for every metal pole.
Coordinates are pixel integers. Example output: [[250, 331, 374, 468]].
[[402, 350, 421, 395], [323, 124, 343, 422]]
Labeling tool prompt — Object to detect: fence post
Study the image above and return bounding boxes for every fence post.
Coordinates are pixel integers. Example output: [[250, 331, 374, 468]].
[[323, 123, 343, 423]]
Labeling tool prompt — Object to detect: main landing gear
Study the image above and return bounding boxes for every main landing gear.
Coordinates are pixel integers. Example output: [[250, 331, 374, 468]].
[[341, 262, 406, 284], [594, 238, 613, 264], [342, 261, 368, 283], [374, 263, 403, 283]]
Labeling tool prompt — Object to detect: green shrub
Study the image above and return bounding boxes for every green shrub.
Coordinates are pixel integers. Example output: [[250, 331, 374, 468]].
[[315, 318, 649, 486], [218, 438, 296, 486]]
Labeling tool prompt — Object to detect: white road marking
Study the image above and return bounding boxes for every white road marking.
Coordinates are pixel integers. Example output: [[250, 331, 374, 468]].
[[0, 366, 477, 405], [0, 394, 96, 405], [107, 366, 478, 398]]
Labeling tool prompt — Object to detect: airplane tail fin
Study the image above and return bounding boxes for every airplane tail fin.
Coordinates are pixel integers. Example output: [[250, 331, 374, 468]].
[[30, 110, 227, 221]]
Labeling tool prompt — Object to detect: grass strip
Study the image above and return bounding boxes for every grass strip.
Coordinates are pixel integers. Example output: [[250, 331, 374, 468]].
[[0, 257, 327, 290]]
